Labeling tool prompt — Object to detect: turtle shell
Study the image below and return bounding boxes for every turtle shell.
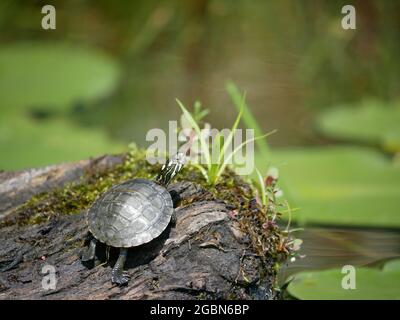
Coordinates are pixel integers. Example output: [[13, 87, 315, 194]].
[[87, 178, 173, 248]]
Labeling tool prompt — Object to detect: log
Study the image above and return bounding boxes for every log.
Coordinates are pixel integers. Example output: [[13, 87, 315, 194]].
[[0, 155, 281, 300]]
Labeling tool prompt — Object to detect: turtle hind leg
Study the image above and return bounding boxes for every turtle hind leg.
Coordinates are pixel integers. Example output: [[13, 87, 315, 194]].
[[111, 248, 130, 286], [81, 239, 97, 262]]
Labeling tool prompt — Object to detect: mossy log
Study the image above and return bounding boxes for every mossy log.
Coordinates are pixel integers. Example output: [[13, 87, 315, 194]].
[[0, 155, 282, 300]]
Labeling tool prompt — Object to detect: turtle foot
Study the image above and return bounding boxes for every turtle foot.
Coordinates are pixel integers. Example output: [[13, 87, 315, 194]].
[[81, 249, 95, 262], [111, 272, 130, 286], [81, 239, 97, 262]]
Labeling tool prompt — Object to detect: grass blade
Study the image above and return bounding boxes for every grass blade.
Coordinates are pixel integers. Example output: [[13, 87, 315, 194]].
[[255, 168, 267, 206], [192, 163, 209, 182], [218, 91, 245, 164], [217, 130, 277, 178], [226, 80, 271, 159]]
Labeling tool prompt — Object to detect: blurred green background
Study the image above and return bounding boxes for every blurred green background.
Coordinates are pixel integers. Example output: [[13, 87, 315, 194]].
[[0, 0, 399, 299]]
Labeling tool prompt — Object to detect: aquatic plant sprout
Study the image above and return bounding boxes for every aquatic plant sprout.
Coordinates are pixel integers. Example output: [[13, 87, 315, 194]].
[[176, 96, 275, 185], [176, 99, 211, 166], [255, 168, 267, 207], [255, 166, 282, 206]]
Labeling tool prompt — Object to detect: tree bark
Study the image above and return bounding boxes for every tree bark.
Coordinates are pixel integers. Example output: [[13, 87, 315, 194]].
[[0, 156, 277, 300]]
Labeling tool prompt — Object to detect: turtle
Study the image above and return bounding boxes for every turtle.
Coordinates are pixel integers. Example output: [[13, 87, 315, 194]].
[[80, 153, 185, 285]]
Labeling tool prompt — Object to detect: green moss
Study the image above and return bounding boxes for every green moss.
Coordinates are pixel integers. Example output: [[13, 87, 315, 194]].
[[1, 147, 155, 227]]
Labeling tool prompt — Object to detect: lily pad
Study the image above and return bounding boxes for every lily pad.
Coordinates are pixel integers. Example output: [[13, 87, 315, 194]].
[[0, 115, 124, 170], [259, 146, 400, 227], [0, 42, 120, 113], [383, 259, 400, 272], [317, 99, 400, 153], [287, 259, 400, 300]]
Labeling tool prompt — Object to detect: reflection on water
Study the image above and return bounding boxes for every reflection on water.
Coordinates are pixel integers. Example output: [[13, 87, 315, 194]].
[[279, 227, 400, 283]]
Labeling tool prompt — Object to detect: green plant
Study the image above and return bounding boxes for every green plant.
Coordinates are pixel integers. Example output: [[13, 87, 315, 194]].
[[226, 80, 271, 160], [255, 168, 268, 207], [254, 166, 303, 260], [176, 92, 274, 185]]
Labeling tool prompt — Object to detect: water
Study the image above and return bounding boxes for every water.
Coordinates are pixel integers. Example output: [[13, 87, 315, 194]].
[[279, 227, 400, 283]]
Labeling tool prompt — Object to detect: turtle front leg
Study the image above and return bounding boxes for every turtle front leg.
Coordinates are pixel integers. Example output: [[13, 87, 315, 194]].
[[81, 238, 97, 262], [111, 248, 129, 286]]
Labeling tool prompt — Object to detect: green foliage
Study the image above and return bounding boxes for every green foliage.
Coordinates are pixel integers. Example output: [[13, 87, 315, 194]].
[[226, 81, 271, 160], [255, 168, 267, 207], [264, 146, 400, 227], [191, 101, 210, 123], [177, 95, 274, 185], [177, 99, 211, 167], [287, 259, 400, 300], [317, 99, 400, 153], [0, 42, 123, 170], [0, 42, 120, 113]]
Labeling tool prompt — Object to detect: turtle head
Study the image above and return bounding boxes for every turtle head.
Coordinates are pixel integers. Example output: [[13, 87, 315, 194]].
[[155, 152, 185, 187]]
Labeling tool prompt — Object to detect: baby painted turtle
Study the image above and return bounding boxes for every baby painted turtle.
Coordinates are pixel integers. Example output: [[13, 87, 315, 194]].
[[81, 153, 185, 285]]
